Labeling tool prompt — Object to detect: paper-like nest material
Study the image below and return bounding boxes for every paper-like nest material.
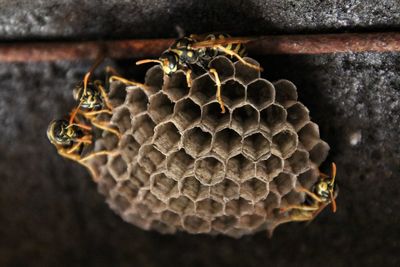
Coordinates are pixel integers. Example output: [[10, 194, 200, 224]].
[[89, 56, 329, 237]]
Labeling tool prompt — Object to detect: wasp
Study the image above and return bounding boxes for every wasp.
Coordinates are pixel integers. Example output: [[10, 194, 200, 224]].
[[279, 162, 338, 222], [47, 116, 115, 180], [136, 33, 263, 113]]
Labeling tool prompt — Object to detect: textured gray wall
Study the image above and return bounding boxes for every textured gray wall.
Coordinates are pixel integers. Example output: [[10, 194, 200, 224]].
[[0, 1, 399, 266]]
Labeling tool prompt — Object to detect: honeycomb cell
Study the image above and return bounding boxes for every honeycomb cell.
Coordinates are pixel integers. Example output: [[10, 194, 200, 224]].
[[182, 127, 212, 157], [242, 132, 271, 161], [212, 128, 242, 158], [272, 129, 298, 159], [168, 196, 195, 214], [240, 178, 268, 202], [212, 215, 238, 233], [220, 80, 246, 109], [124, 89, 148, 116], [97, 169, 117, 197], [208, 56, 235, 82], [261, 192, 280, 215], [111, 195, 131, 212], [190, 74, 217, 106], [142, 190, 166, 213], [225, 198, 253, 216], [202, 102, 230, 132], [138, 144, 166, 173], [131, 114, 155, 144], [194, 156, 225, 185], [239, 214, 264, 230], [111, 107, 131, 134], [298, 167, 320, 189], [130, 163, 151, 188], [172, 98, 201, 131], [148, 92, 174, 123], [166, 149, 194, 180], [124, 212, 151, 230], [108, 154, 128, 181], [256, 154, 283, 181], [164, 71, 190, 101], [287, 103, 310, 131], [274, 80, 298, 107], [108, 82, 128, 108], [153, 122, 181, 154], [260, 104, 287, 133], [210, 178, 239, 201], [151, 172, 179, 201], [180, 176, 209, 201], [234, 57, 261, 84], [183, 216, 211, 234], [309, 141, 330, 165], [247, 79, 275, 110], [270, 172, 295, 196], [231, 105, 259, 135], [286, 149, 310, 175], [150, 220, 175, 234], [298, 122, 320, 150], [282, 191, 305, 206], [119, 134, 140, 162], [144, 65, 164, 89], [196, 199, 223, 217], [226, 154, 255, 182], [117, 179, 139, 200], [161, 210, 181, 227]]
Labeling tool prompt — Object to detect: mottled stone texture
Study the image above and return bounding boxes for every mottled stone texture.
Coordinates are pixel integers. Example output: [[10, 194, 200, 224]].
[[0, 0, 400, 266]]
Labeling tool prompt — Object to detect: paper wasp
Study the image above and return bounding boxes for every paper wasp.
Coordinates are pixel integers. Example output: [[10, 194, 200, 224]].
[[279, 162, 338, 222], [136, 33, 263, 113]]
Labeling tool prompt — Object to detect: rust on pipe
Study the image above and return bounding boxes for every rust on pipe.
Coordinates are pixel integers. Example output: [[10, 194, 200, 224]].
[[0, 32, 399, 62]]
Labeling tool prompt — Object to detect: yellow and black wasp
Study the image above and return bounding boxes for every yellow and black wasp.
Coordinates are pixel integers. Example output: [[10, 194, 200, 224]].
[[136, 33, 263, 113], [279, 162, 338, 222]]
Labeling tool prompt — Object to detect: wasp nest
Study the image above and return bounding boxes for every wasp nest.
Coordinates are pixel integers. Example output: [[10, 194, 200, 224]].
[[89, 56, 329, 237]]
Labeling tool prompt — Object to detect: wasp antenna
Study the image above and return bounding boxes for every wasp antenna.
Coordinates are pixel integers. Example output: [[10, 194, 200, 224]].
[[136, 59, 162, 65], [331, 162, 337, 185], [330, 190, 337, 213]]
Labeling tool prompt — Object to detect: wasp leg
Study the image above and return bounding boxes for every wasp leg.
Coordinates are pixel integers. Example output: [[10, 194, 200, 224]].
[[286, 211, 315, 222], [80, 150, 116, 162], [91, 118, 121, 138], [216, 45, 263, 71], [83, 109, 113, 116], [208, 68, 225, 114], [296, 187, 324, 203], [109, 75, 149, 91], [185, 69, 192, 87], [279, 204, 319, 213], [94, 80, 114, 111]]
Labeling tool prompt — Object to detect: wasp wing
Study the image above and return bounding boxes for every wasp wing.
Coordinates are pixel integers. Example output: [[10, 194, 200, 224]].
[[191, 37, 255, 49]]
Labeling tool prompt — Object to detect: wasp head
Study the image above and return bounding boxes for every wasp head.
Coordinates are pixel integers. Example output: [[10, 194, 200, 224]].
[[73, 84, 103, 110], [314, 162, 338, 212], [159, 51, 179, 75], [47, 119, 81, 147]]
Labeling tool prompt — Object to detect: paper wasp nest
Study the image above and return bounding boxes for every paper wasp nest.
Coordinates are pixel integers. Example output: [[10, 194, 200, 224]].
[[90, 56, 329, 237]]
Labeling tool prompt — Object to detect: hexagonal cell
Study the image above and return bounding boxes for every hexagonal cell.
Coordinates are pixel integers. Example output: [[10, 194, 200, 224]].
[[234, 57, 261, 84], [183, 215, 211, 234], [117, 179, 140, 200], [298, 167, 320, 189], [260, 104, 287, 133], [287, 103, 310, 131], [180, 176, 209, 201], [212, 215, 238, 233], [256, 154, 283, 181], [153, 122, 181, 154], [309, 141, 330, 165], [210, 178, 239, 201], [225, 198, 253, 216], [202, 102, 230, 132], [130, 163, 151, 188], [142, 190, 166, 213], [274, 80, 298, 107], [240, 178, 268, 202], [212, 128, 242, 158], [111, 107, 131, 134], [272, 130, 298, 159], [242, 132, 271, 161], [119, 134, 140, 162], [281, 190, 305, 206], [270, 172, 295, 196], [238, 214, 264, 230], [168, 196, 195, 214], [196, 199, 223, 217], [182, 127, 212, 157], [189, 74, 217, 106], [226, 154, 255, 182], [144, 65, 164, 89], [208, 56, 235, 82], [108, 154, 128, 180], [166, 149, 194, 180], [194, 156, 225, 185], [164, 71, 190, 101], [148, 92, 174, 123], [286, 149, 310, 175], [247, 79, 275, 110], [111, 195, 131, 212], [108, 81, 127, 108], [298, 122, 321, 150], [161, 210, 181, 227], [220, 80, 246, 109], [138, 144, 166, 173], [150, 220, 176, 234], [124, 89, 148, 116], [131, 114, 155, 144], [123, 212, 151, 230], [172, 98, 201, 131], [260, 192, 280, 216], [150, 172, 179, 201], [97, 169, 117, 197], [231, 105, 259, 135]]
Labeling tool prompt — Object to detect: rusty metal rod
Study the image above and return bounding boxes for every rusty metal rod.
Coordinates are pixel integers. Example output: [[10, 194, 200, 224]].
[[0, 32, 399, 62]]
